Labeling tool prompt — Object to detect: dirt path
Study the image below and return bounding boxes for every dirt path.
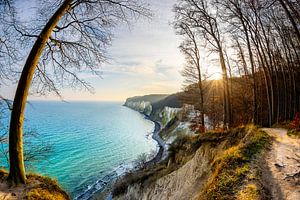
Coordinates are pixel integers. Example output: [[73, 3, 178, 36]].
[[262, 128, 300, 200]]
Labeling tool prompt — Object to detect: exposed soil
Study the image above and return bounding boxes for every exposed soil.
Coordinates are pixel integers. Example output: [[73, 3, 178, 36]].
[[0, 181, 22, 200], [261, 128, 300, 200]]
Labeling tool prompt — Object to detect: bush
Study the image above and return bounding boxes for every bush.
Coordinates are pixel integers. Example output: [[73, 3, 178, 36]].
[[293, 112, 300, 130]]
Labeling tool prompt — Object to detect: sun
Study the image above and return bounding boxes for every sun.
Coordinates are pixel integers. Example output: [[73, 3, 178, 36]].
[[209, 72, 222, 80]]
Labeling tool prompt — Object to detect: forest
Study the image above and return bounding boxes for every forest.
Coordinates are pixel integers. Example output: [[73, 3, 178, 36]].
[[175, 0, 300, 129]]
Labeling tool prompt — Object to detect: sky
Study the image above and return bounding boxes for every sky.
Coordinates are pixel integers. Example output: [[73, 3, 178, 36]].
[[1, 0, 188, 102], [84, 0, 186, 101], [1, 0, 225, 102]]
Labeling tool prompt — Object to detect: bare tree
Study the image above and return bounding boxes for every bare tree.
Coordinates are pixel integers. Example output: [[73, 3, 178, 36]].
[[174, 20, 205, 131], [278, 0, 300, 42], [174, 0, 232, 128], [1, 0, 150, 185], [174, 0, 300, 128], [0, 129, 52, 169], [216, 0, 258, 124], [0, 0, 19, 85]]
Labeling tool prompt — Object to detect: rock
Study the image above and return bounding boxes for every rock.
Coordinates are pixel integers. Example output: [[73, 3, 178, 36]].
[[275, 163, 285, 168]]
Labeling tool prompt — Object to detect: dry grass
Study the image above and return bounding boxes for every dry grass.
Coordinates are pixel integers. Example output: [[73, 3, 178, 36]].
[[200, 126, 271, 200], [0, 170, 69, 200], [25, 174, 70, 200], [238, 184, 260, 200]]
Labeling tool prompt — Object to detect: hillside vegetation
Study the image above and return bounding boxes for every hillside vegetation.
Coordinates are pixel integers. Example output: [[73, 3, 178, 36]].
[[0, 170, 69, 200], [112, 125, 272, 200]]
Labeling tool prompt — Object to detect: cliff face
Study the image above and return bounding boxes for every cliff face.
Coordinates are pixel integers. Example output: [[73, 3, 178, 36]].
[[120, 95, 274, 200], [115, 142, 222, 200], [124, 100, 152, 116], [124, 94, 182, 122], [112, 126, 272, 200]]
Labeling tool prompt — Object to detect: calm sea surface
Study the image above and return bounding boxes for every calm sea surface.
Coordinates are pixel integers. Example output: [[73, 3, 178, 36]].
[[1, 101, 156, 199]]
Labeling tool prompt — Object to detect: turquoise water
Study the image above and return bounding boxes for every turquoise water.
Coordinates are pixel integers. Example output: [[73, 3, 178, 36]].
[[1, 101, 157, 199]]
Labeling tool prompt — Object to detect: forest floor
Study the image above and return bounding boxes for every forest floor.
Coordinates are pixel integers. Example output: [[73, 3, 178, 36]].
[[261, 128, 300, 200]]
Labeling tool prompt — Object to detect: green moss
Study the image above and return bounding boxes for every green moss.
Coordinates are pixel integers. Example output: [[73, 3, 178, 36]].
[[242, 130, 271, 159], [24, 174, 69, 200], [202, 126, 270, 200]]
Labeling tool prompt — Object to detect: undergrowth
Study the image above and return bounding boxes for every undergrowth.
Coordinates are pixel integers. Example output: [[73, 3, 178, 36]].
[[25, 174, 70, 200], [201, 126, 271, 200]]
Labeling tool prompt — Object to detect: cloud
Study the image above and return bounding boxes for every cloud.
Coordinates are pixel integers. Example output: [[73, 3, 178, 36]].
[[5, 0, 186, 101]]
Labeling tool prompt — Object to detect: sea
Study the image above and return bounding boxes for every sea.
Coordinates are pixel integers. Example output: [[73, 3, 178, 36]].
[[0, 101, 157, 199]]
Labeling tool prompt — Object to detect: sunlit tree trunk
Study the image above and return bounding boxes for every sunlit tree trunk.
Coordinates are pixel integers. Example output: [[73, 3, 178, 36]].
[[8, 0, 72, 185], [218, 49, 232, 128], [196, 61, 205, 130], [194, 35, 205, 131]]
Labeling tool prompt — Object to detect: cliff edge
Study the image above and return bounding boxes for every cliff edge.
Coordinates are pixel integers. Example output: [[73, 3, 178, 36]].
[[112, 126, 298, 200], [0, 170, 70, 200]]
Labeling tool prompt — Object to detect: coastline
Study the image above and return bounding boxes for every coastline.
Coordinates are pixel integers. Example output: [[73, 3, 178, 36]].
[[91, 106, 167, 200], [143, 115, 168, 167]]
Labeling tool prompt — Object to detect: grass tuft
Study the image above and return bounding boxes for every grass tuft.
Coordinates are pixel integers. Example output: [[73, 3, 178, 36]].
[[238, 184, 259, 200], [201, 126, 271, 200], [25, 174, 70, 200]]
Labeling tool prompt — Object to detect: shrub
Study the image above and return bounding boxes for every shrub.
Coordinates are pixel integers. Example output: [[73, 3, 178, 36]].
[[293, 112, 300, 130]]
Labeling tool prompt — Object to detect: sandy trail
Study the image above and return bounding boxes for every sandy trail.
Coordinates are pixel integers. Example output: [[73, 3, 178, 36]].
[[262, 128, 300, 200]]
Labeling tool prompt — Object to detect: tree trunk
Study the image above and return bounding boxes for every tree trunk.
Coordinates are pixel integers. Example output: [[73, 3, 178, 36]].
[[243, 25, 257, 124], [8, 0, 72, 185], [194, 44, 205, 131], [197, 73, 205, 131], [219, 49, 232, 128]]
